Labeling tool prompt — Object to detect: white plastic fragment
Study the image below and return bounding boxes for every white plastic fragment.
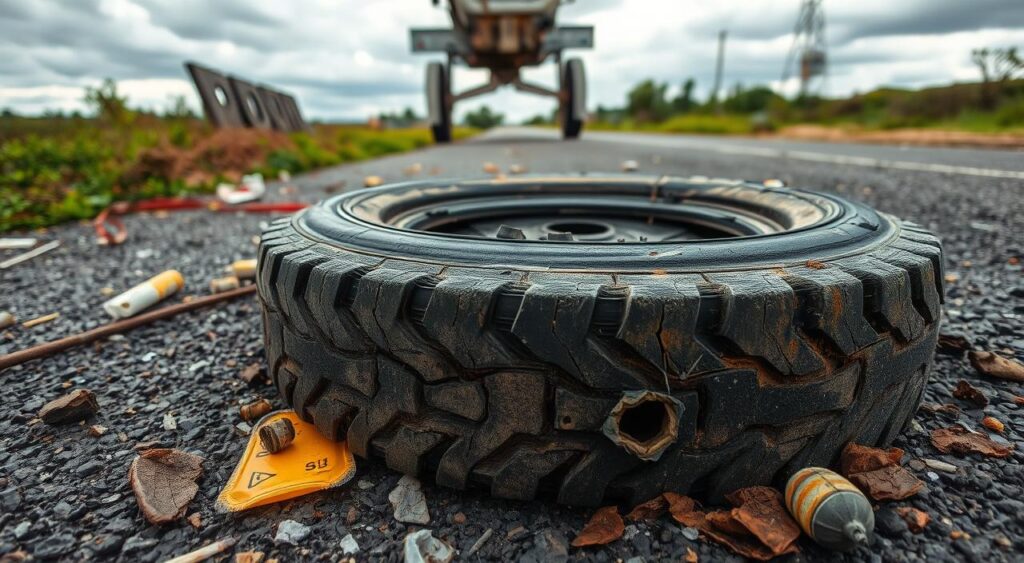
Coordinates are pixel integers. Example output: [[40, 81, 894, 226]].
[[620, 159, 639, 172], [389, 475, 430, 524], [340, 533, 360, 555], [163, 413, 177, 431], [0, 240, 60, 270], [403, 529, 453, 563], [217, 173, 266, 204], [0, 238, 37, 250], [274, 519, 310, 545], [103, 270, 184, 319]]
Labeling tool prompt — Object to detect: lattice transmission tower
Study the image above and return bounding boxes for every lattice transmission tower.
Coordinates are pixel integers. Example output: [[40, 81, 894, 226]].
[[782, 0, 827, 97]]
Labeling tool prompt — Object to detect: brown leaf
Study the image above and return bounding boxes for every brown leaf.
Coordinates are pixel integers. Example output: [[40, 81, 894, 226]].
[[931, 426, 1012, 458], [665, 492, 705, 528], [726, 487, 801, 556], [38, 389, 98, 425], [239, 363, 262, 384], [684, 547, 698, 563], [234, 552, 265, 563], [128, 448, 204, 524], [571, 506, 624, 547], [896, 507, 930, 533], [702, 511, 778, 561], [969, 351, 1024, 382], [952, 380, 989, 407], [627, 494, 669, 521], [848, 465, 925, 501], [937, 333, 971, 354], [840, 442, 903, 476]]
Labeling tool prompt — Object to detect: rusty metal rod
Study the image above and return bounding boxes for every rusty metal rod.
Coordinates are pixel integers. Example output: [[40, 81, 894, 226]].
[[0, 285, 257, 371]]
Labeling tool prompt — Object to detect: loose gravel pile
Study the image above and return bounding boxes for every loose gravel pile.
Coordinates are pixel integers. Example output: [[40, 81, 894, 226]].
[[1, 134, 1022, 561]]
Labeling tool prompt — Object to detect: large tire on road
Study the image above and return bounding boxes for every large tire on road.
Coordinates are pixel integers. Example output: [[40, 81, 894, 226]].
[[257, 176, 943, 506], [425, 61, 451, 143], [560, 58, 585, 139]]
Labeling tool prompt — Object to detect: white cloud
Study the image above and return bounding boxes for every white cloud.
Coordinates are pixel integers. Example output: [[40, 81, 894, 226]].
[[0, 0, 1022, 122]]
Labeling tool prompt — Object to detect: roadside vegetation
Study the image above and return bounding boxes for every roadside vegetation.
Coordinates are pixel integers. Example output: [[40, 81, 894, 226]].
[[1, 79, 474, 232]]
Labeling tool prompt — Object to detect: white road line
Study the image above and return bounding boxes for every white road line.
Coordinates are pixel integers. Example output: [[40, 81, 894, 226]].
[[587, 133, 1024, 180]]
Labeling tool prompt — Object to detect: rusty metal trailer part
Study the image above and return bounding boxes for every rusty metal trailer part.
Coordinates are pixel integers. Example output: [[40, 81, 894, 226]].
[[256, 175, 943, 506]]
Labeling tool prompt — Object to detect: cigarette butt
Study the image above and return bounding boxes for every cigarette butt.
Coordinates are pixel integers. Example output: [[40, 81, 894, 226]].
[[259, 418, 295, 454], [240, 399, 272, 422], [23, 312, 59, 328], [103, 270, 184, 319], [482, 162, 500, 174], [508, 164, 526, 174], [229, 259, 258, 280], [209, 276, 240, 294]]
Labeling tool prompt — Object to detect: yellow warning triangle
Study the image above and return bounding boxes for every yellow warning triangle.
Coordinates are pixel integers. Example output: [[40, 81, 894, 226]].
[[217, 410, 356, 512]]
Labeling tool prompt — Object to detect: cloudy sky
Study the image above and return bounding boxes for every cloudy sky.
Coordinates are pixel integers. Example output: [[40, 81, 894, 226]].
[[2, 0, 1023, 122]]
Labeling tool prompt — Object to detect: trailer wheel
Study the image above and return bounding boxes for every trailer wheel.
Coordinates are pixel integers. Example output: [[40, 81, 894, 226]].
[[425, 62, 451, 143], [561, 58, 585, 139], [258, 176, 943, 506]]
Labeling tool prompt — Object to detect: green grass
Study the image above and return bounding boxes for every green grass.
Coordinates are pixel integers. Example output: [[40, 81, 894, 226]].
[[588, 113, 756, 135]]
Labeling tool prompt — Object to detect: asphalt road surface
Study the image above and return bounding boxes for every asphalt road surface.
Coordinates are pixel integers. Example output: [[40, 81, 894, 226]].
[[2, 127, 1023, 562]]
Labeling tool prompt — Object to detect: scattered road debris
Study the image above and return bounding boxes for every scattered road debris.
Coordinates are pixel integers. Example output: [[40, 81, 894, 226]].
[[620, 159, 639, 172], [508, 163, 526, 174], [128, 448, 204, 525], [785, 467, 873, 551], [164, 537, 236, 563], [602, 390, 683, 461], [0, 239, 60, 270], [234, 551, 265, 563], [217, 173, 266, 204], [952, 380, 988, 407], [210, 276, 241, 293], [466, 528, 493, 557], [763, 179, 786, 188], [390, 475, 430, 524], [982, 415, 1005, 433], [93, 207, 128, 245], [274, 520, 310, 545], [258, 417, 295, 453], [626, 494, 669, 521], [163, 413, 178, 431], [88, 424, 108, 437], [217, 411, 356, 512], [897, 507, 930, 533], [922, 458, 958, 473], [187, 512, 201, 529], [937, 333, 971, 354], [340, 534, 360, 555], [403, 529, 454, 563], [403, 163, 424, 175], [364, 175, 384, 188], [664, 489, 800, 560], [931, 425, 1012, 458], [103, 270, 185, 319], [0, 237, 37, 250], [572, 505, 625, 547], [240, 398, 272, 422], [969, 351, 1024, 381], [38, 389, 99, 424], [840, 443, 924, 501], [482, 162, 500, 174], [229, 259, 258, 280], [239, 363, 263, 384], [0, 285, 256, 371], [0, 311, 15, 330], [22, 312, 59, 328]]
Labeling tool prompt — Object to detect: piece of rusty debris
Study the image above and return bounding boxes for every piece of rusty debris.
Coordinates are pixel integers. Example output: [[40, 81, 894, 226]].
[[239, 363, 263, 384], [627, 494, 669, 521], [684, 547, 698, 562], [969, 351, 1024, 382], [164, 537, 236, 563], [258, 417, 295, 454], [0, 239, 60, 270], [210, 276, 241, 294], [848, 464, 925, 501], [897, 507, 930, 533], [466, 528, 494, 557], [363, 175, 384, 188], [404, 529, 454, 563], [39, 389, 99, 424], [0, 311, 15, 330], [240, 398, 273, 422], [937, 333, 971, 354], [22, 312, 59, 328], [602, 390, 684, 461], [785, 467, 873, 551], [982, 416, 1005, 433], [805, 259, 828, 269], [931, 425, 1012, 458], [234, 551, 265, 563], [621, 159, 639, 172], [952, 380, 988, 407], [229, 259, 258, 280], [88, 424, 108, 437], [128, 448, 204, 525], [482, 162, 500, 174], [840, 442, 904, 476], [187, 512, 202, 529], [571, 506, 625, 547]]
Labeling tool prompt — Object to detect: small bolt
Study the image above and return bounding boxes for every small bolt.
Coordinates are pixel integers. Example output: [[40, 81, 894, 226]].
[[496, 225, 527, 240]]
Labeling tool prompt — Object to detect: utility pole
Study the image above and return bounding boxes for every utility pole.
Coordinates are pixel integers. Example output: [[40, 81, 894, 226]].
[[782, 0, 827, 98], [712, 29, 727, 109]]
